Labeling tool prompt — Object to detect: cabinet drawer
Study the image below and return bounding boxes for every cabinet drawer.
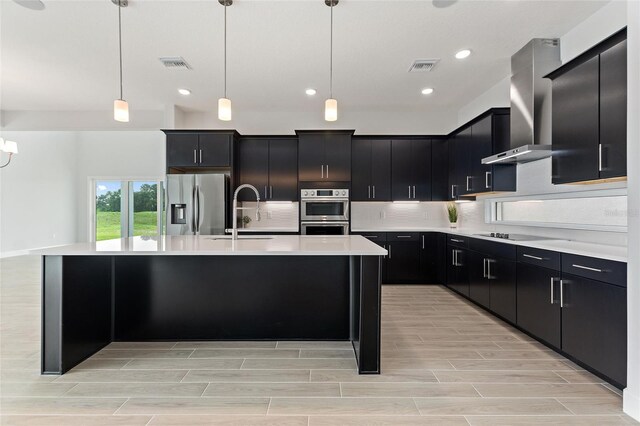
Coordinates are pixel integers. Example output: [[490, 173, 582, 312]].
[[469, 238, 516, 261], [447, 235, 468, 248], [562, 254, 626, 287], [388, 232, 419, 241], [353, 232, 387, 242], [517, 247, 561, 271]]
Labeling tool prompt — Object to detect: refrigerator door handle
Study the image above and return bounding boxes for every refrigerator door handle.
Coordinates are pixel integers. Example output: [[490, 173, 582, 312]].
[[191, 186, 197, 233], [196, 185, 202, 233]]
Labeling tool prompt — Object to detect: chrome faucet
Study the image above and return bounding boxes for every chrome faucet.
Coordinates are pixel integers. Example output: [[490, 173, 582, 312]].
[[231, 184, 261, 240]]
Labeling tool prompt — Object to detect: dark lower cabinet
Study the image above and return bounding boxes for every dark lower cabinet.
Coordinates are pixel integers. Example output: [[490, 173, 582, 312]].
[[446, 246, 469, 296], [516, 262, 562, 349], [386, 241, 421, 283], [468, 251, 490, 308], [419, 233, 438, 284], [488, 257, 516, 324], [561, 273, 627, 388], [435, 233, 447, 284]]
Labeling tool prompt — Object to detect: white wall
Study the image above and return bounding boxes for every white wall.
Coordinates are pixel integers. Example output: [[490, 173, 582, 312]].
[[75, 131, 165, 242], [624, 1, 640, 421], [457, 77, 510, 127], [0, 131, 78, 256]]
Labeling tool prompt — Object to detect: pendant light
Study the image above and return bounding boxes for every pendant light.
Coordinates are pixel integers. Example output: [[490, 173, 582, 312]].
[[112, 0, 129, 122], [218, 0, 232, 121], [324, 0, 338, 122]]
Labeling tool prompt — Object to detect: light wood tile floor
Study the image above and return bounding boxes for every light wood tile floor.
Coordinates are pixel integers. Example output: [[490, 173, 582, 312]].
[[1, 255, 636, 425]]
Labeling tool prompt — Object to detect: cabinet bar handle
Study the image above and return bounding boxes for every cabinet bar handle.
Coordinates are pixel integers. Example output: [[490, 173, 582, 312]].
[[326, 165, 329, 179], [193, 149, 197, 164], [451, 185, 455, 199], [550, 277, 555, 304], [485, 171, 491, 189], [483, 258, 487, 278], [408, 186, 411, 198], [264, 186, 268, 199], [571, 264, 603, 273], [368, 186, 371, 199], [487, 259, 493, 279], [364, 235, 378, 239], [321, 165, 324, 179], [466, 176, 471, 191], [388, 245, 392, 259], [598, 144, 603, 172], [452, 249, 456, 266], [422, 235, 425, 249], [270, 186, 272, 199], [450, 238, 464, 243], [373, 186, 376, 199], [199, 149, 202, 164], [559, 279, 564, 308], [397, 235, 412, 239], [523, 254, 544, 261], [412, 185, 416, 199]]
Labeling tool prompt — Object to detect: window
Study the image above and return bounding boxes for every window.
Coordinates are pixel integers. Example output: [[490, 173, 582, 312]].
[[488, 190, 628, 232], [92, 179, 163, 241]]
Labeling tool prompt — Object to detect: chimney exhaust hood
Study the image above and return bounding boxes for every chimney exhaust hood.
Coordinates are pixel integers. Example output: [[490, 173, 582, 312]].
[[482, 38, 561, 165]]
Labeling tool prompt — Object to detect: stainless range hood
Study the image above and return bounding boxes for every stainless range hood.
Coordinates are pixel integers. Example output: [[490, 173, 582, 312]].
[[482, 38, 561, 165]]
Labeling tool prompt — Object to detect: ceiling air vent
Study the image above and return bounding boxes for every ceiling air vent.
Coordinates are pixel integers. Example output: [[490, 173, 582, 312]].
[[408, 59, 440, 72], [159, 56, 192, 70]]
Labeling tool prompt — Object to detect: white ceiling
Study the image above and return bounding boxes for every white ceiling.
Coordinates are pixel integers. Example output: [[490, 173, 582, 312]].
[[1, 0, 608, 116]]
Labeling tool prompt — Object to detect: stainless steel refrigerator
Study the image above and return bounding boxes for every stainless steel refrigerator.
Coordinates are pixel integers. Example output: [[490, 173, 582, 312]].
[[165, 174, 228, 235]]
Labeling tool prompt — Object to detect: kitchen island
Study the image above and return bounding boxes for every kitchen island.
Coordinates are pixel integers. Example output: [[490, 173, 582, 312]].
[[34, 235, 386, 375]]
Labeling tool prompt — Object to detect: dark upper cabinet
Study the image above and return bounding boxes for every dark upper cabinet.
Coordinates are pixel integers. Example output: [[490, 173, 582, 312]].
[[238, 138, 269, 200], [351, 139, 391, 201], [517, 262, 562, 349], [198, 134, 231, 167], [431, 139, 449, 201], [561, 274, 627, 388], [297, 131, 352, 182], [165, 131, 233, 169], [549, 30, 627, 184], [391, 139, 432, 201], [599, 39, 627, 179], [268, 139, 298, 201], [551, 56, 600, 184], [238, 138, 298, 202], [448, 110, 515, 200]]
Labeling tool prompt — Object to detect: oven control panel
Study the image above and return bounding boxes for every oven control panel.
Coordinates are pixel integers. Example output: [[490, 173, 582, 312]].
[[301, 189, 349, 198]]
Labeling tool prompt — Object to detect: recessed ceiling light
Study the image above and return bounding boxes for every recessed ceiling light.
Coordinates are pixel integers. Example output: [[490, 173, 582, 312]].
[[178, 88, 191, 96], [455, 49, 472, 59], [305, 88, 317, 96], [421, 88, 434, 95]]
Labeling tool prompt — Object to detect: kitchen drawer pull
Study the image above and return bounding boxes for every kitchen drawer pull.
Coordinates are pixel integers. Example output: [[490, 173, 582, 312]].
[[450, 238, 464, 243], [372, 186, 376, 199], [422, 235, 425, 249], [397, 235, 412, 239], [523, 253, 544, 261], [364, 235, 378, 239], [571, 264, 603, 273]]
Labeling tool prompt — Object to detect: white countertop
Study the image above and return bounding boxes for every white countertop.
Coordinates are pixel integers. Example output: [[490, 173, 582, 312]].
[[31, 235, 387, 257], [236, 228, 298, 233], [352, 227, 627, 263]]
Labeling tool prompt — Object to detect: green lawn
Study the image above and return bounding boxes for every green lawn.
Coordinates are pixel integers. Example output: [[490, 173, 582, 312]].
[[96, 211, 158, 241]]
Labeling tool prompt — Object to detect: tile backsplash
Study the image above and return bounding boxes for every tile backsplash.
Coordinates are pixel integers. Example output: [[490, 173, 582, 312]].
[[351, 202, 452, 230], [239, 202, 299, 230]]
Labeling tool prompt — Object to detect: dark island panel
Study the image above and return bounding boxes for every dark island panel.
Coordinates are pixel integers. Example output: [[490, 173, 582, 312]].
[[113, 255, 351, 340]]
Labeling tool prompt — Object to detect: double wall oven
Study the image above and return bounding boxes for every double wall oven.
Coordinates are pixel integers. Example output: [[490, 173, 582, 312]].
[[300, 188, 350, 235]]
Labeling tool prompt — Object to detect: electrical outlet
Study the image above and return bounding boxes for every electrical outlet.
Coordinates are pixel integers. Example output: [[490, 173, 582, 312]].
[[267, 211, 273, 219]]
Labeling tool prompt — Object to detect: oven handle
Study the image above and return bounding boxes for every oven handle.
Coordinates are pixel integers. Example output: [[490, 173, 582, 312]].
[[301, 221, 350, 226], [344, 201, 350, 220]]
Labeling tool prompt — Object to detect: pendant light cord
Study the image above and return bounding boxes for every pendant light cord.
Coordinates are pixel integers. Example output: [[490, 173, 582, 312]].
[[329, 2, 333, 99], [118, 3, 123, 100], [224, 4, 227, 99]]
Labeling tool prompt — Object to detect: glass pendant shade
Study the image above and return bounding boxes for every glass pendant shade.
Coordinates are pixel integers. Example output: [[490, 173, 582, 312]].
[[325, 98, 338, 122], [218, 97, 232, 121], [2, 140, 18, 154], [113, 99, 129, 122]]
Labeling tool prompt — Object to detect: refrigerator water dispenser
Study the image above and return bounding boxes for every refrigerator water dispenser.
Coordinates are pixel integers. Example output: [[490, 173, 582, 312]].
[[171, 204, 187, 224]]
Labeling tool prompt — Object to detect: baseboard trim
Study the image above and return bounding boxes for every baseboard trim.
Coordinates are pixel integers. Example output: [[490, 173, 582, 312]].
[[624, 388, 640, 421]]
